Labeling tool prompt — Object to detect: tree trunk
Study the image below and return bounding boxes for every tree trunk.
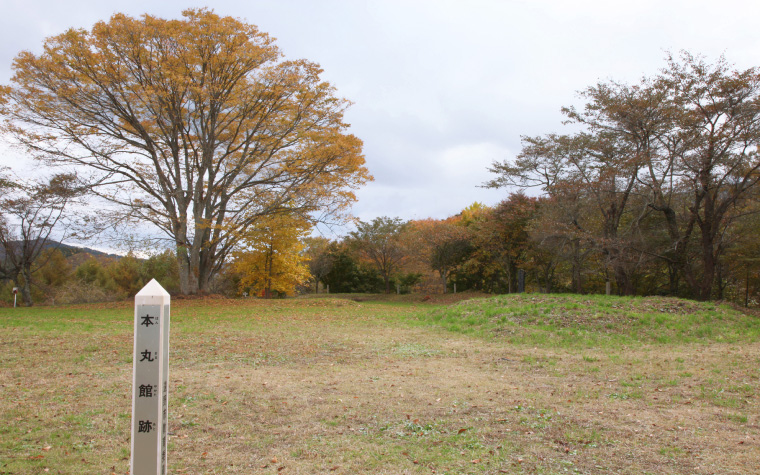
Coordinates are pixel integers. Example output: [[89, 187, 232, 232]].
[[544, 267, 553, 293], [265, 247, 273, 299], [652, 204, 698, 299], [176, 245, 199, 295], [667, 262, 679, 296], [613, 263, 634, 296], [715, 259, 726, 301], [571, 240, 583, 294], [20, 264, 33, 306], [698, 224, 716, 301]]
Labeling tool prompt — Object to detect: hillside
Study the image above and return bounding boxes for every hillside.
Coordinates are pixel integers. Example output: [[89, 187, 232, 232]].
[[0, 239, 122, 261], [414, 293, 760, 347]]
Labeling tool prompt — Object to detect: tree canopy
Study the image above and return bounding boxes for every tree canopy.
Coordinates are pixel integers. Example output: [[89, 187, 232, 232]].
[[0, 9, 371, 294], [488, 52, 760, 300], [349, 217, 409, 294]]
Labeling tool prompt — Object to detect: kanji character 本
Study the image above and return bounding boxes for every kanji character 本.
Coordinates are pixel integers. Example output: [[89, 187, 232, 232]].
[[140, 314, 157, 327], [140, 350, 155, 362], [139, 384, 154, 397], [138, 420, 154, 433]]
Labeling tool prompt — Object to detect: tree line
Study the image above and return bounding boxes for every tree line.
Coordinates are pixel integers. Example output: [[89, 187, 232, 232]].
[[0, 246, 181, 306], [487, 52, 760, 302], [2, 9, 759, 305], [302, 52, 760, 304]]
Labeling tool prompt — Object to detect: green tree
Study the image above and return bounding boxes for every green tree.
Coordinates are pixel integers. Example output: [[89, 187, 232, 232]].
[[320, 243, 382, 293], [35, 248, 72, 289], [140, 250, 180, 294], [75, 257, 118, 293]]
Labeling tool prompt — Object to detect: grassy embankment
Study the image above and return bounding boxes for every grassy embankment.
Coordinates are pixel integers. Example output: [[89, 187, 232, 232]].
[[1, 294, 759, 474]]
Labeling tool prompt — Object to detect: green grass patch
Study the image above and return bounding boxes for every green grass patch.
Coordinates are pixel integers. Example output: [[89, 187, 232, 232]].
[[412, 294, 760, 348], [390, 342, 441, 358]]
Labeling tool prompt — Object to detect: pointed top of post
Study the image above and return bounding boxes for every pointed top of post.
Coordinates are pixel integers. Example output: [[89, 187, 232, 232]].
[[135, 278, 170, 298]]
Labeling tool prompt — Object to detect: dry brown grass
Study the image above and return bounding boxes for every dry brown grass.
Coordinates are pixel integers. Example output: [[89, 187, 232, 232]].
[[1, 297, 759, 474]]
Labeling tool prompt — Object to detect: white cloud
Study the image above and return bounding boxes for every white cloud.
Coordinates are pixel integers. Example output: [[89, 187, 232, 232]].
[[3, 0, 760, 236]]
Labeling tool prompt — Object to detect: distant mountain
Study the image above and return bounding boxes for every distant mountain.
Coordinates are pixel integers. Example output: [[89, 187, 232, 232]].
[[50, 241, 123, 259], [0, 240, 123, 261]]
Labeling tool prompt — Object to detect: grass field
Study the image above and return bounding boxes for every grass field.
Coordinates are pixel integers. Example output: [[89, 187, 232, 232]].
[[1, 293, 759, 474]]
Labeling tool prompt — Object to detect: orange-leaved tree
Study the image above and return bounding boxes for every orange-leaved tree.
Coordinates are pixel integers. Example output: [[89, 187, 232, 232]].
[[409, 217, 473, 293], [468, 193, 538, 293], [0, 9, 371, 294]]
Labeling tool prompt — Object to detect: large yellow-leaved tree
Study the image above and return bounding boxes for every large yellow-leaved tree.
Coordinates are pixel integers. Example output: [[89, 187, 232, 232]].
[[1, 9, 371, 294]]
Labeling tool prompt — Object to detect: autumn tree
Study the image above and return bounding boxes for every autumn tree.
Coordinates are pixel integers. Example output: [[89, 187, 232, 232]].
[[489, 129, 648, 294], [107, 252, 145, 296], [488, 136, 604, 294], [719, 198, 760, 304], [35, 248, 72, 289], [581, 53, 760, 299], [0, 172, 80, 306], [410, 217, 472, 293], [560, 74, 687, 295], [489, 53, 760, 299], [470, 193, 539, 292], [232, 214, 311, 297], [0, 9, 371, 295], [656, 53, 760, 300], [349, 216, 409, 294], [303, 236, 334, 293]]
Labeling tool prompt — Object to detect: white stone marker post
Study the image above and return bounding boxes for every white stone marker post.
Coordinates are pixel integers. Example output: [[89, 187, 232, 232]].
[[131, 279, 171, 475]]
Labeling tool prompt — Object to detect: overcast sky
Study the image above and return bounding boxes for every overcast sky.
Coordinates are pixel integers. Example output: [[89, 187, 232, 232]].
[[3, 0, 760, 230]]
